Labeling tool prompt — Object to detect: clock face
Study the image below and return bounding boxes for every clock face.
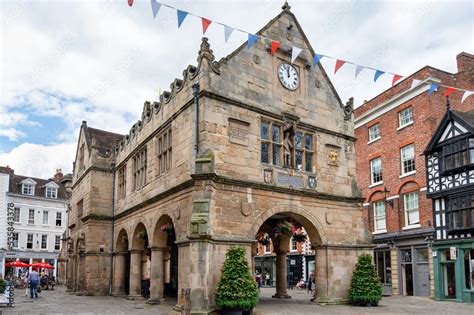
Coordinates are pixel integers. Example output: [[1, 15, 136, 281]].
[[278, 63, 299, 90]]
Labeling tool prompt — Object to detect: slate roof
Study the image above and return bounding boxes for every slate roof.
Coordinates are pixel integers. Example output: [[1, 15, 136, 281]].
[[87, 127, 123, 156], [8, 174, 68, 200], [453, 109, 474, 128]]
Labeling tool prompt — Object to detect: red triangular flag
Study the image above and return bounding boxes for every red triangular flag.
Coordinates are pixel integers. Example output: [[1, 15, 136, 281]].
[[392, 74, 403, 86], [128, 0, 133, 7], [444, 87, 456, 97], [334, 59, 346, 74], [202, 18, 212, 35], [270, 41, 280, 55]]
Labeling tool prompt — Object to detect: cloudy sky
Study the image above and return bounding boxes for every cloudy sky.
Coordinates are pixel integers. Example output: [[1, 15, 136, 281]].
[[1, 0, 472, 178]]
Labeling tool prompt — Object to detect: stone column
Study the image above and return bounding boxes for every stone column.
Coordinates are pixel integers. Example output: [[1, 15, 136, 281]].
[[113, 252, 127, 296], [272, 250, 290, 299], [128, 250, 143, 299], [66, 256, 74, 291], [148, 247, 165, 304]]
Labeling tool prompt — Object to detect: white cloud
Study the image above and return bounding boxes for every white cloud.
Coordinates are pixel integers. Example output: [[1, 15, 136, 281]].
[[0, 142, 76, 179], [0, 128, 25, 141]]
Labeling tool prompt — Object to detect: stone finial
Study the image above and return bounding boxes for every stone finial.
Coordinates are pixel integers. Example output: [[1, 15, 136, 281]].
[[344, 97, 354, 120], [197, 37, 215, 63], [282, 1, 291, 11]]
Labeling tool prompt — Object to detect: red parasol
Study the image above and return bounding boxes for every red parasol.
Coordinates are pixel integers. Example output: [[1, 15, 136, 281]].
[[31, 262, 54, 269], [5, 261, 30, 268]]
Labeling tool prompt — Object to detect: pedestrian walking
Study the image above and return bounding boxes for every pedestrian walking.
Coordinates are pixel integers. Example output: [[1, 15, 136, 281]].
[[27, 268, 40, 299], [255, 271, 261, 291], [265, 272, 270, 286]]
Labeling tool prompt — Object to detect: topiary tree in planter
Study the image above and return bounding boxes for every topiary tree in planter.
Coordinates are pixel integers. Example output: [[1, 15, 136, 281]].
[[215, 246, 259, 314], [348, 254, 382, 306], [0, 278, 7, 294]]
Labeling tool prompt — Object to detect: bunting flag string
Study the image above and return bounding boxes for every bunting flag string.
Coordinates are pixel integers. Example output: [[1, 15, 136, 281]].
[[129, 1, 473, 103]]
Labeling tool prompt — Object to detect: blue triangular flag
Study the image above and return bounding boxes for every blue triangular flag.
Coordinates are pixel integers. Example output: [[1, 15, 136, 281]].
[[151, 0, 161, 19], [177, 9, 188, 28], [313, 54, 323, 66], [428, 83, 439, 95], [374, 70, 385, 82], [247, 34, 258, 49], [224, 25, 234, 43]]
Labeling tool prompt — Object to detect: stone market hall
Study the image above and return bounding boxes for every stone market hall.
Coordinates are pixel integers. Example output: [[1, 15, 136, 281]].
[[64, 4, 371, 314]]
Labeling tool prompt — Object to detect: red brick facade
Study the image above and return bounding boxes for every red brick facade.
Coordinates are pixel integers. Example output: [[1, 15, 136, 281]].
[[355, 52, 474, 234]]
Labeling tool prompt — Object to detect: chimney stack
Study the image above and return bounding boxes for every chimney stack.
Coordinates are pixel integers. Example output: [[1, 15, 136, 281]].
[[0, 165, 14, 175], [54, 169, 63, 182], [456, 52, 474, 73]]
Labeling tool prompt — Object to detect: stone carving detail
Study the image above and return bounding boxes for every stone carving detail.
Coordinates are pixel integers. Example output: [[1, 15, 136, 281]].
[[77, 234, 85, 254], [263, 169, 273, 184], [325, 211, 333, 225], [197, 37, 220, 75], [253, 55, 261, 64], [190, 199, 210, 235], [229, 118, 250, 146], [326, 145, 340, 166], [240, 201, 251, 217], [343, 97, 354, 121]]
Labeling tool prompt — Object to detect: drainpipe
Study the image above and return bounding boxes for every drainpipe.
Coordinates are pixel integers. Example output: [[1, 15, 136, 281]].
[[192, 83, 200, 158], [109, 160, 116, 295]]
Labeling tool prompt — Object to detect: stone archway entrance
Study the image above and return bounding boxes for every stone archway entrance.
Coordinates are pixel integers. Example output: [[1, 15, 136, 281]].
[[149, 214, 178, 304], [253, 212, 321, 302], [113, 228, 130, 296], [129, 222, 150, 299]]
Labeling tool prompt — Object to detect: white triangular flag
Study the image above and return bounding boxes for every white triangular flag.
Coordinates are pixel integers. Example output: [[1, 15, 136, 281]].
[[291, 47, 303, 64], [410, 79, 422, 90], [354, 65, 364, 78], [461, 91, 474, 103], [150, 0, 161, 19], [224, 25, 234, 43]]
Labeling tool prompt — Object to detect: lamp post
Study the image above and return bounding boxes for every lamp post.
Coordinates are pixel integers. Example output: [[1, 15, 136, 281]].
[[382, 186, 393, 207]]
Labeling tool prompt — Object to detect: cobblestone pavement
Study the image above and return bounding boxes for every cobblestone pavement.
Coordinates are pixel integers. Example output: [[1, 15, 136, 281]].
[[2, 286, 473, 315]]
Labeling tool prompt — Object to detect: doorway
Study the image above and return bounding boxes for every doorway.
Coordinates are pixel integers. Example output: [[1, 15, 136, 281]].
[[400, 249, 413, 296], [443, 263, 456, 298]]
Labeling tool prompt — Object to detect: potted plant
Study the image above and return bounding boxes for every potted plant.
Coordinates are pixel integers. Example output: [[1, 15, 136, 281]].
[[138, 229, 148, 240], [273, 220, 293, 238], [292, 231, 307, 243], [215, 247, 259, 315], [348, 254, 382, 306], [0, 278, 6, 294], [257, 234, 271, 246], [160, 223, 175, 236]]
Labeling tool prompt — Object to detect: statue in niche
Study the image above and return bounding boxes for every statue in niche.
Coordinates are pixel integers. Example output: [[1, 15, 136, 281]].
[[283, 122, 295, 168]]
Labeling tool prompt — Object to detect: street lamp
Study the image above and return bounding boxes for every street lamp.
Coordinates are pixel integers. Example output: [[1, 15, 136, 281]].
[[382, 186, 393, 207]]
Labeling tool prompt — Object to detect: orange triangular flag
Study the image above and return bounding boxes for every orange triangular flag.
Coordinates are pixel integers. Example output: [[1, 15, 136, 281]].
[[392, 74, 403, 86], [202, 18, 212, 35], [270, 41, 280, 55], [334, 59, 346, 74], [444, 87, 456, 97]]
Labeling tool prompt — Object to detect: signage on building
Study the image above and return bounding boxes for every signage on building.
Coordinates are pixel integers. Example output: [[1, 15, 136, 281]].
[[277, 173, 304, 188], [432, 251, 437, 258], [450, 247, 457, 260]]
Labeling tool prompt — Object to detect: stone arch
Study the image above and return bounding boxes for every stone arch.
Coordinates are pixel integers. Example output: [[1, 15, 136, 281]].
[[116, 228, 129, 252], [250, 204, 326, 246], [130, 221, 149, 250], [151, 214, 174, 248], [149, 208, 178, 246]]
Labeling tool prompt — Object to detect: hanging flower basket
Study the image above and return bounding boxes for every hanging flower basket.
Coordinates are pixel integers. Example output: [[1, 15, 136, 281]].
[[138, 229, 148, 241], [160, 223, 175, 236], [292, 232, 307, 243], [257, 235, 271, 246], [273, 220, 293, 238]]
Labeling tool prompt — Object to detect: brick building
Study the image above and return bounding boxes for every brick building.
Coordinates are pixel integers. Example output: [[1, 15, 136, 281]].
[[354, 52, 474, 297], [65, 4, 371, 313]]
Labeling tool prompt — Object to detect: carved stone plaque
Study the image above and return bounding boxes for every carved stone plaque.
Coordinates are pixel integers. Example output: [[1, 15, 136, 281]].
[[277, 173, 304, 188], [229, 118, 250, 146]]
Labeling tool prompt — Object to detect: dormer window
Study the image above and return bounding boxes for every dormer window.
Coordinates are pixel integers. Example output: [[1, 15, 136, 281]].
[[22, 183, 34, 195], [46, 187, 58, 198]]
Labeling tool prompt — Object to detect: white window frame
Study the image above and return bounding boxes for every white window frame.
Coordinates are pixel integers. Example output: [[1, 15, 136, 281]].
[[368, 124, 381, 143], [45, 187, 58, 198], [374, 201, 386, 232], [22, 183, 34, 195], [401, 144, 416, 175], [404, 191, 420, 227], [42, 210, 49, 225], [28, 209, 35, 225], [56, 212, 62, 227], [55, 235, 61, 251], [41, 235, 47, 250], [290, 237, 298, 252], [13, 207, 20, 223], [398, 107, 413, 129], [370, 157, 383, 186], [12, 233, 19, 248], [26, 234, 34, 249]]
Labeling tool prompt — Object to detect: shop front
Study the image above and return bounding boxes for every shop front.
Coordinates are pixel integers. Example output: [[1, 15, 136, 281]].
[[433, 239, 474, 303]]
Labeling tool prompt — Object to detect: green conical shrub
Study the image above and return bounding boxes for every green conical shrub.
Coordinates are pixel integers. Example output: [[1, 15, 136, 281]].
[[215, 246, 259, 310], [348, 254, 382, 306]]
